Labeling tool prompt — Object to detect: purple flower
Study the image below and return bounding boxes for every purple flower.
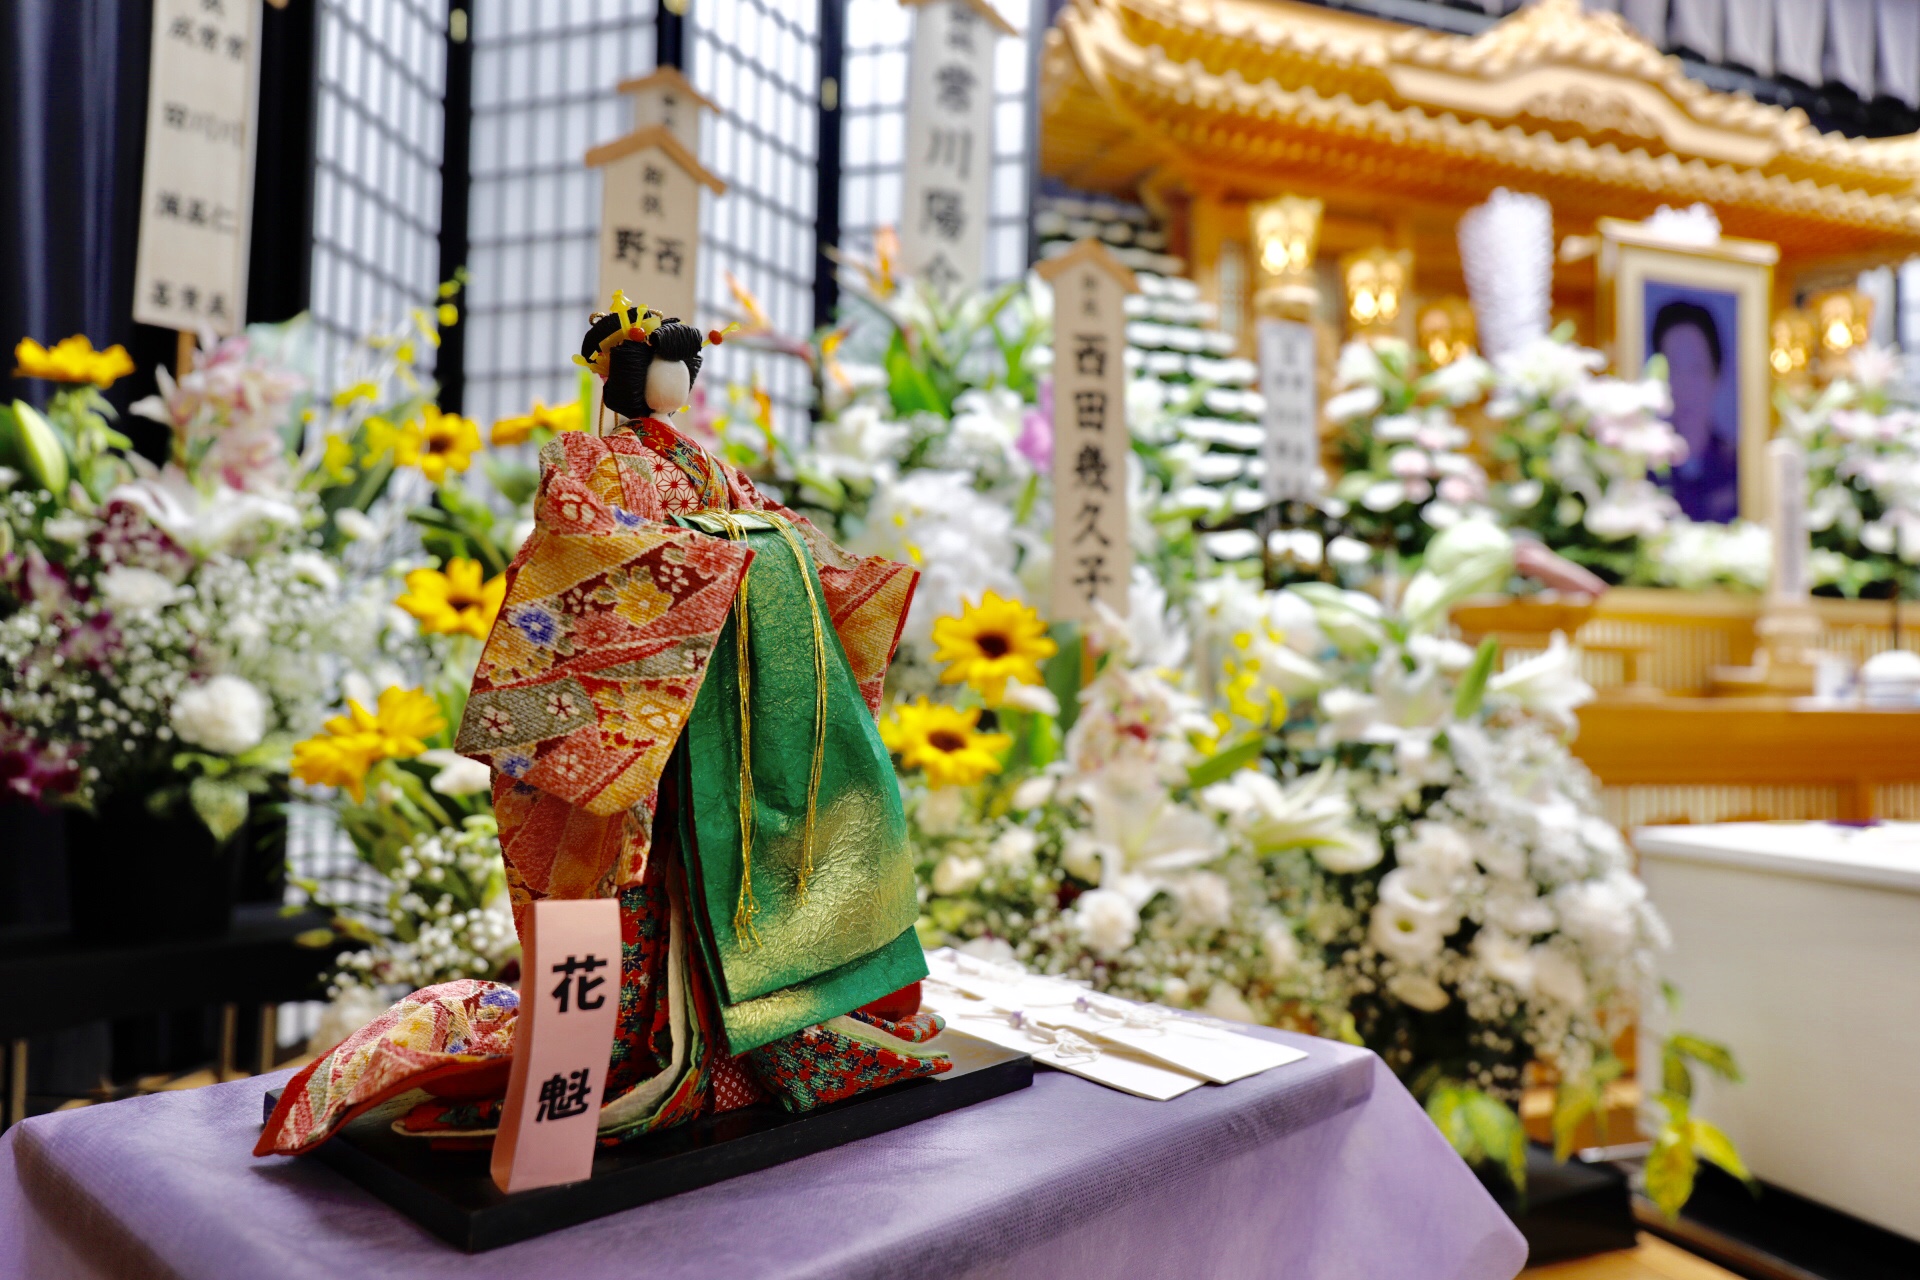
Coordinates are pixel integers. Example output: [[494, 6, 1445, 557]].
[[90, 499, 193, 580], [18, 546, 78, 615], [0, 720, 81, 804], [1016, 376, 1054, 472], [58, 612, 123, 670]]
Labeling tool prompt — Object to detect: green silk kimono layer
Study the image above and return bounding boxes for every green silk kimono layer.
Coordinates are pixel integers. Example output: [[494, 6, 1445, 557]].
[[671, 511, 925, 1053]]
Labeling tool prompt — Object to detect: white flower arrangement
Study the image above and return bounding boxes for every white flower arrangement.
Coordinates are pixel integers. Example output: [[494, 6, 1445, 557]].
[[306, 814, 519, 1050], [1780, 367, 1920, 597]]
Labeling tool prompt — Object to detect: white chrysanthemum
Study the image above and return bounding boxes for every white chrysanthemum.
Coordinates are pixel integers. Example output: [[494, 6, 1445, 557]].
[[98, 565, 183, 612], [1529, 943, 1589, 1008], [169, 674, 268, 755], [1175, 871, 1234, 931], [1552, 873, 1645, 959], [419, 749, 492, 796], [987, 827, 1039, 870], [932, 854, 986, 896], [1072, 888, 1141, 957]]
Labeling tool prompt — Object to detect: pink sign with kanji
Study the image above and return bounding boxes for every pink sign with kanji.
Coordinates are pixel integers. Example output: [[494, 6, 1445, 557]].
[[490, 898, 622, 1194]]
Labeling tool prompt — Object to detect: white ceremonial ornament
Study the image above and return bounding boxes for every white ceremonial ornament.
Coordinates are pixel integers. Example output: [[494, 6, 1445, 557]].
[[1036, 239, 1140, 622], [1255, 318, 1318, 503], [897, 0, 1014, 297], [1457, 188, 1553, 360], [132, 0, 263, 336]]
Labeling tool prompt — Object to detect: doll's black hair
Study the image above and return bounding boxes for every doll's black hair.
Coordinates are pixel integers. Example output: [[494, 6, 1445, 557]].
[[581, 314, 706, 419]]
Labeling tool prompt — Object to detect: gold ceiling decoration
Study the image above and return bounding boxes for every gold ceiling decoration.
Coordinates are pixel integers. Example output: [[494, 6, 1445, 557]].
[[1042, 0, 1920, 266]]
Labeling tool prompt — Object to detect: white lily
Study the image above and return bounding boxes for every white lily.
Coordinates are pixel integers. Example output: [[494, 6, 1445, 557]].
[[1487, 633, 1594, 728]]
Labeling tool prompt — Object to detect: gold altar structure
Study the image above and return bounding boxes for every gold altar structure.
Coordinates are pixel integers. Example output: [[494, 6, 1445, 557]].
[[1041, 0, 1920, 344], [1041, 0, 1920, 824]]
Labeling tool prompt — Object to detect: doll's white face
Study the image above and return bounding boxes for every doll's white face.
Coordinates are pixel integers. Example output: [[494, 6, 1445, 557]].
[[645, 359, 692, 415]]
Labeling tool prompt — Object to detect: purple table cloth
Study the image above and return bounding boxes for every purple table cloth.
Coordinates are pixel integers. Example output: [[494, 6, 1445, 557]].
[[0, 1029, 1526, 1279]]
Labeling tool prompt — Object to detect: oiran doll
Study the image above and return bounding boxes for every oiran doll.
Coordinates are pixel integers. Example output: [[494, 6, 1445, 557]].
[[259, 297, 945, 1157]]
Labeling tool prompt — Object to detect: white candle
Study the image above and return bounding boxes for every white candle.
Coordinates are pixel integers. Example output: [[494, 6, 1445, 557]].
[[1770, 436, 1809, 602]]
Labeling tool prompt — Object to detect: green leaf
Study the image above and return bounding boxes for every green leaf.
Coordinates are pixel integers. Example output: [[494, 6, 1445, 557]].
[[1688, 1116, 1753, 1185], [1552, 1082, 1598, 1163], [1452, 637, 1500, 720], [884, 330, 947, 417], [1025, 708, 1060, 770], [1425, 1085, 1476, 1158], [189, 776, 251, 844], [1644, 1122, 1699, 1220], [4, 399, 70, 497], [1462, 1089, 1528, 1192], [484, 455, 539, 506], [1663, 1043, 1694, 1100], [1669, 1033, 1743, 1084], [1042, 624, 1082, 734], [1187, 735, 1266, 789]]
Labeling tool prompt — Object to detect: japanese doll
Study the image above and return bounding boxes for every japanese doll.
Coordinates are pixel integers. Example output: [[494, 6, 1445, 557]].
[[258, 299, 947, 1158]]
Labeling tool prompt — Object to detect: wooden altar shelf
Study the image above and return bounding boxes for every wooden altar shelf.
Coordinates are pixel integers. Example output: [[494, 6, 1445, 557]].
[[1452, 589, 1920, 698], [1571, 701, 1920, 827], [1449, 591, 1920, 826]]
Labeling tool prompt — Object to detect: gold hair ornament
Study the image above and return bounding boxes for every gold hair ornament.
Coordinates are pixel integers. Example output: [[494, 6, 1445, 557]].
[[570, 290, 665, 376]]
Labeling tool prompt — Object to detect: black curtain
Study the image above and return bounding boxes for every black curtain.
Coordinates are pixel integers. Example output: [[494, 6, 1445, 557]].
[[0, 0, 315, 441], [0, 0, 318, 1093]]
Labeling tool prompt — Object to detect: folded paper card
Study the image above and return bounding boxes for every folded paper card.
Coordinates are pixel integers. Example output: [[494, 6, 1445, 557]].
[[921, 949, 1304, 1098]]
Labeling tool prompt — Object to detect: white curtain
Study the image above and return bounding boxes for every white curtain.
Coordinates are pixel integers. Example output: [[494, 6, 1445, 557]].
[[1670, 0, 1725, 58], [1580, 0, 1920, 105], [1879, 0, 1920, 108], [1825, 0, 1877, 97]]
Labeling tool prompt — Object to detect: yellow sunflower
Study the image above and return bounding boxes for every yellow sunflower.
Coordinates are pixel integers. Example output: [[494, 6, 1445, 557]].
[[396, 558, 505, 639], [320, 432, 357, 483], [930, 590, 1058, 705], [290, 733, 382, 802], [393, 405, 481, 482], [491, 399, 584, 447], [14, 335, 135, 388], [881, 698, 1012, 789], [299, 685, 446, 771]]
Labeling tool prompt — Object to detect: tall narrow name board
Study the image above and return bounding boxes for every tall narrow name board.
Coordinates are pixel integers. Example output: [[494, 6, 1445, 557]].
[[587, 127, 725, 329], [491, 898, 623, 1194], [618, 66, 712, 154], [897, 0, 1014, 298], [1038, 240, 1139, 622], [1255, 318, 1319, 503], [132, 0, 263, 336]]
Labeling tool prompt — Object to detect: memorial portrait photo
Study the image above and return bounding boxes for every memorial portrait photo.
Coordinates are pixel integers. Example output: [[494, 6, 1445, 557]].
[[1599, 220, 1777, 524], [1646, 283, 1740, 523]]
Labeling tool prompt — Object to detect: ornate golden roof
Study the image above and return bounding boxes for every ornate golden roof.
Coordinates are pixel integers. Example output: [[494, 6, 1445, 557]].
[[1043, 0, 1920, 264]]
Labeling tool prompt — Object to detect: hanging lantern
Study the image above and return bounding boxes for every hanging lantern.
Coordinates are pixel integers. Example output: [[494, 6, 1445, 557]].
[[1418, 296, 1477, 366], [1810, 288, 1871, 357], [1769, 308, 1814, 380], [1340, 247, 1412, 340], [1248, 195, 1323, 318]]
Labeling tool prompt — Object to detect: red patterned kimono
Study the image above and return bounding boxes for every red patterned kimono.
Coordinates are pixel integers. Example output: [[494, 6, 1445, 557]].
[[258, 419, 945, 1158]]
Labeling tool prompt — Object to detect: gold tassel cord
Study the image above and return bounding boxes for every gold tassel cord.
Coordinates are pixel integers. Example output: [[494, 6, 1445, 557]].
[[763, 514, 829, 902], [714, 515, 759, 946]]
